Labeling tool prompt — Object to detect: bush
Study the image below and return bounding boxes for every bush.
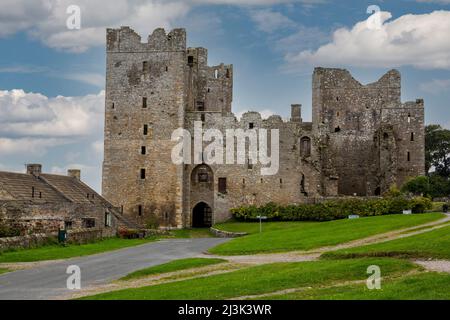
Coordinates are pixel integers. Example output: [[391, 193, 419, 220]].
[[231, 196, 427, 222], [0, 221, 21, 238], [118, 228, 142, 239], [410, 196, 432, 213], [145, 215, 160, 230]]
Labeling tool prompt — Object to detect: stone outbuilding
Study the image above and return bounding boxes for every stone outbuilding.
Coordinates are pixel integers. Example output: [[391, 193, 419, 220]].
[[0, 164, 133, 235]]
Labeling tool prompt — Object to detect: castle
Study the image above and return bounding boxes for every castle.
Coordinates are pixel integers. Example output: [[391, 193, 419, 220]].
[[102, 27, 425, 229]]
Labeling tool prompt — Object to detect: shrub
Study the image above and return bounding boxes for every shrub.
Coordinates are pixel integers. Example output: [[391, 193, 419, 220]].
[[118, 228, 142, 239], [145, 215, 160, 230], [231, 196, 427, 222], [0, 221, 21, 238], [410, 196, 432, 213]]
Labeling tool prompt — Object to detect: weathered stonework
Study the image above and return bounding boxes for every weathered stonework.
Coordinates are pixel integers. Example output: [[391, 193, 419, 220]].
[[102, 27, 425, 229]]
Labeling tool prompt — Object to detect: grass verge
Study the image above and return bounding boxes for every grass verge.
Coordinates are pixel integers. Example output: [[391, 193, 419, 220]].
[[167, 228, 214, 238], [210, 213, 444, 255], [0, 268, 10, 275], [261, 272, 450, 300], [323, 224, 450, 260], [120, 258, 227, 281], [0, 236, 158, 263], [81, 258, 415, 300]]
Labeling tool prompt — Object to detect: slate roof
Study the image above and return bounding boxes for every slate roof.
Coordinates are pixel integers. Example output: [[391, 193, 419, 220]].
[[0, 171, 108, 206]]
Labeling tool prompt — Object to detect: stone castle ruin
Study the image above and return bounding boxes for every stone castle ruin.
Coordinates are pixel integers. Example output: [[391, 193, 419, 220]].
[[102, 27, 425, 229]]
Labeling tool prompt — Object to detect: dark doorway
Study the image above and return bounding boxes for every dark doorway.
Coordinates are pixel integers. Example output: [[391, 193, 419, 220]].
[[192, 202, 212, 228]]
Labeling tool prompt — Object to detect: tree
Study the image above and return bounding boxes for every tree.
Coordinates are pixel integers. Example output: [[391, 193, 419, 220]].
[[425, 124, 450, 177], [401, 176, 430, 196]]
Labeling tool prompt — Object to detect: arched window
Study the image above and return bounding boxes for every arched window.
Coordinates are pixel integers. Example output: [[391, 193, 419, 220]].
[[300, 137, 311, 157]]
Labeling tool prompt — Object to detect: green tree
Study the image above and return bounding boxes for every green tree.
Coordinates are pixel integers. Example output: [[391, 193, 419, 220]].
[[425, 125, 450, 177], [401, 176, 430, 196]]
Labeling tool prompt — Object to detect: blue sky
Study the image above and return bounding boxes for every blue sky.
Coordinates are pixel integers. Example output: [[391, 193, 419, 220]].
[[1, 0, 450, 192]]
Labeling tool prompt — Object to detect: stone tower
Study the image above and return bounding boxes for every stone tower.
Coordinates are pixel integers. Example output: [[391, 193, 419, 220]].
[[102, 27, 187, 228]]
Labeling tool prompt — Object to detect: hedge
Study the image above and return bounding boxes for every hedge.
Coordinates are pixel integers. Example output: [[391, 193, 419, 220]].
[[230, 196, 432, 222]]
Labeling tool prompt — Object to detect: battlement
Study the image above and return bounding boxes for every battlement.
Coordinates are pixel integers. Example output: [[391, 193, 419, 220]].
[[107, 27, 186, 52], [313, 67, 401, 89]]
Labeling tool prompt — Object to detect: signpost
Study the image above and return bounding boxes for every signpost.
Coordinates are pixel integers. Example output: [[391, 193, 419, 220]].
[[256, 215, 268, 233]]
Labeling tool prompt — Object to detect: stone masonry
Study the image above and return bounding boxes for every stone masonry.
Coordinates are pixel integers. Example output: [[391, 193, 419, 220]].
[[102, 27, 425, 229]]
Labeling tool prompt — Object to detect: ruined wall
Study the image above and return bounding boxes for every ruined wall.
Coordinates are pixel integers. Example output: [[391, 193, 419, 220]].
[[312, 67, 425, 196], [102, 27, 425, 228], [103, 27, 186, 228], [183, 109, 323, 225]]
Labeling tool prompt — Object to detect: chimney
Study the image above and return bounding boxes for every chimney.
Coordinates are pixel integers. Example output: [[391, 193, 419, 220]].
[[291, 104, 302, 123], [68, 169, 81, 180], [26, 164, 42, 177]]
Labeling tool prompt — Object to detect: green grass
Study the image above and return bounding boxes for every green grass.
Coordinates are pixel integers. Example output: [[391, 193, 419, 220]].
[[0, 237, 158, 263], [209, 213, 444, 255], [0, 268, 9, 275], [323, 224, 450, 260], [81, 258, 415, 300], [262, 272, 450, 300], [120, 258, 226, 280], [168, 228, 214, 238]]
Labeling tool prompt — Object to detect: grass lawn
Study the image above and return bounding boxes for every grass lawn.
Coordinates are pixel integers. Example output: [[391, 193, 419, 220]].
[[0, 236, 158, 263], [167, 228, 214, 238], [323, 224, 450, 260], [120, 258, 226, 280], [210, 213, 444, 255], [81, 258, 415, 300], [0, 268, 9, 275], [262, 272, 450, 300]]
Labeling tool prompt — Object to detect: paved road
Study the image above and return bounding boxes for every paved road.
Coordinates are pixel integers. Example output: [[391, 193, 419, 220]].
[[0, 238, 229, 300]]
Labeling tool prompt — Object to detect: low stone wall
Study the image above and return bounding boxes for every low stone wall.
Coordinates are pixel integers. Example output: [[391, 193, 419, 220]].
[[0, 232, 56, 251], [67, 227, 117, 244], [0, 227, 117, 251], [210, 227, 247, 238]]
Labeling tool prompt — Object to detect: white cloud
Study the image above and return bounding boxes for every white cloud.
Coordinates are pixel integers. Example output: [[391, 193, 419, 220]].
[[419, 79, 450, 94], [0, 0, 326, 52], [0, 89, 105, 190], [249, 9, 296, 33], [0, 137, 70, 156], [285, 10, 450, 70], [0, 89, 104, 138]]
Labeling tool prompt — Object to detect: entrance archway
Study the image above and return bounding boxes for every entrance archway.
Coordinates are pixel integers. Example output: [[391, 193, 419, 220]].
[[192, 202, 212, 228]]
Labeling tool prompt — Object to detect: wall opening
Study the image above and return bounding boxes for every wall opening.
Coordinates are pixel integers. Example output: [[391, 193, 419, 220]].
[[249, 122, 254, 129], [142, 97, 147, 108], [143, 124, 148, 135], [138, 205, 143, 216], [214, 69, 218, 79], [188, 56, 194, 66], [104, 212, 112, 227], [192, 202, 212, 228], [407, 152, 411, 162], [411, 132, 414, 141], [218, 177, 227, 194], [375, 187, 381, 196], [140, 168, 146, 179], [334, 126, 341, 133], [300, 137, 311, 157], [141, 146, 146, 155]]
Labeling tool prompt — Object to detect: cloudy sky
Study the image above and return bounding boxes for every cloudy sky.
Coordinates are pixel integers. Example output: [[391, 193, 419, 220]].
[[1, 0, 450, 192]]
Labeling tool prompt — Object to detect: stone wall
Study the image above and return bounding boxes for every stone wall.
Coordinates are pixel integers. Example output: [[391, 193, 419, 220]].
[[0, 201, 118, 235], [0, 227, 117, 251]]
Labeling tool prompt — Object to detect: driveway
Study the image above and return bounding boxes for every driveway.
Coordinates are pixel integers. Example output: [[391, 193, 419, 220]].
[[0, 238, 229, 300]]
